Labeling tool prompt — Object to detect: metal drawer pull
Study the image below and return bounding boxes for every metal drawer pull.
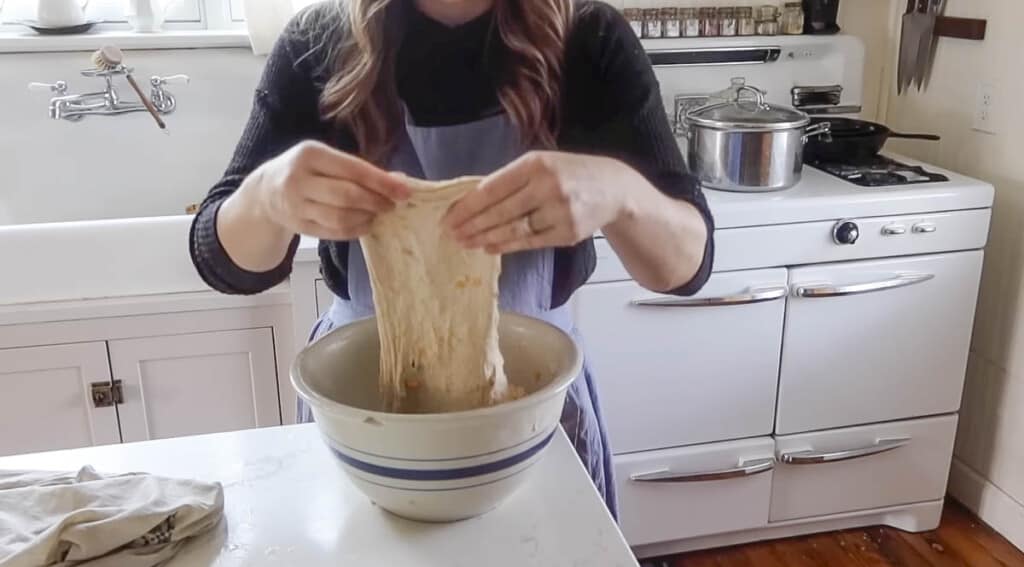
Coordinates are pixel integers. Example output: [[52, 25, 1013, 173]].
[[881, 225, 907, 236], [632, 286, 788, 307], [913, 223, 937, 233], [629, 457, 775, 483], [779, 437, 911, 465], [794, 274, 934, 298]]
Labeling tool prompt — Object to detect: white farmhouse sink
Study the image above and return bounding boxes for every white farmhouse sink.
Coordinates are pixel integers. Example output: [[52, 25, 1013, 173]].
[[0, 215, 211, 305]]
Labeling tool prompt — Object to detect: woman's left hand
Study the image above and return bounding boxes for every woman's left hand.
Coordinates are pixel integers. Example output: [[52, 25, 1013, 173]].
[[443, 151, 633, 254]]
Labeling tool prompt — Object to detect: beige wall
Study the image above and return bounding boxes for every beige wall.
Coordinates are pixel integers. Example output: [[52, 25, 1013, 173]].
[[837, 0, 898, 120], [857, 0, 1024, 547]]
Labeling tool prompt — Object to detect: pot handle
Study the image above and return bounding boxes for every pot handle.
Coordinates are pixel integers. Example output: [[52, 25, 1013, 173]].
[[737, 85, 769, 109], [803, 121, 832, 143]]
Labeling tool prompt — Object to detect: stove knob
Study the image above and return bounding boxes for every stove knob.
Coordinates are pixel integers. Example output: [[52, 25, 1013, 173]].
[[833, 220, 860, 245]]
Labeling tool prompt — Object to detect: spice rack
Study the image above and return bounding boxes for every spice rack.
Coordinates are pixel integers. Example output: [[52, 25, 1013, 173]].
[[624, 2, 807, 39]]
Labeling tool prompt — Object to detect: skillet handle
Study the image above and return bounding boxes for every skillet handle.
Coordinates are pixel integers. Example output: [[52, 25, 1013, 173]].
[[888, 133, 941, 141]]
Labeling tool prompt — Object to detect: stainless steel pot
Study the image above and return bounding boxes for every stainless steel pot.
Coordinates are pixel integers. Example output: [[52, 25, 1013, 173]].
[[685, 85, 831, 192]]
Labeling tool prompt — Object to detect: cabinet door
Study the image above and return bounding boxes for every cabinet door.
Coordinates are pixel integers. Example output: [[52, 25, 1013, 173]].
[[574, 269, 787, 453], [777, 251, 982, 434], [0, 342, 120, 456], [109, 329, 281, 442], [315, 278, 332, 318]]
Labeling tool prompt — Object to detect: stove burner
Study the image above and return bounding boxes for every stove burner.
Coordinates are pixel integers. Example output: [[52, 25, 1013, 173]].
[[808, 155, 949, 187]]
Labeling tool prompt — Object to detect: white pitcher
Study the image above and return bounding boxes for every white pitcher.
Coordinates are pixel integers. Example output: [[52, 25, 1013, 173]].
[[127, 0, 171, 32], [35, 0, 90, 27]]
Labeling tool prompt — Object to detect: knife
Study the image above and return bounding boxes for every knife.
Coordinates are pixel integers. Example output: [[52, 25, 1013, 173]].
[[897, 0, 922, 95], [914, 0, 943, 90]]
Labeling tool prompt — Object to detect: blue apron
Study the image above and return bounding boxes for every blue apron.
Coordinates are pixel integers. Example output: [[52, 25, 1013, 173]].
[[297, 111, 618, 519]]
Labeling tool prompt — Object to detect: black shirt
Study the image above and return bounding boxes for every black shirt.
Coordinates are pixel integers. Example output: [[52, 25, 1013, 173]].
[[189, 0, 715, 307]]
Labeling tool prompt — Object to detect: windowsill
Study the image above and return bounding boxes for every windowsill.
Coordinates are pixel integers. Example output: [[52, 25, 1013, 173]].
[[0, 29, 252, 53]]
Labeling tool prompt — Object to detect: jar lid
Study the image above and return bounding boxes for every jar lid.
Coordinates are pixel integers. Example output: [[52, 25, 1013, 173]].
[[660, 7, 679, 15], [736, 7, 753, 16], [784, 1, 803, 6], [685, 86, 809, 130]]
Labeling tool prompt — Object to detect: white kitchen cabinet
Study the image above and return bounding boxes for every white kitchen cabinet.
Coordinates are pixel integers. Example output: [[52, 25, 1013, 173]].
[[776, 251, 983, 434], [771, 414, 957, 522], [0, 342, 120, 456], [615, 437, 775, 546], [574, 269, 788, 454], [315, 278, 332, 318], [109, 328, 282, 442]]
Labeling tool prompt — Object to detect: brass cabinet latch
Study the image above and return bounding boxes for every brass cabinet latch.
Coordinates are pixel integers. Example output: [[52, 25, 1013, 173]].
[[90, 380, 124, 408]]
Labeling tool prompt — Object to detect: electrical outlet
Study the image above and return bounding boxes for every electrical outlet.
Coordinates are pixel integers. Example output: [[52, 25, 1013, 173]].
[[973, 83, 997, 134]]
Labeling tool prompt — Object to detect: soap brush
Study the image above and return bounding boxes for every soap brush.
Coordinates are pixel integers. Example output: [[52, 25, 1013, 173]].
[[90, 45, 167, 130]]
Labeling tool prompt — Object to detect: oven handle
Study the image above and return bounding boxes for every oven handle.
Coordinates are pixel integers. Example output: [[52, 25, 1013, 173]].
[[793, 274, 934, 298], [631, 286, 788, 307], [779, 437, 911, 465], [629, 457, 775, 483]]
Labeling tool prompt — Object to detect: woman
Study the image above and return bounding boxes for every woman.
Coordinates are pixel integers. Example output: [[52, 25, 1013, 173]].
[[188, 0, 714, 518]]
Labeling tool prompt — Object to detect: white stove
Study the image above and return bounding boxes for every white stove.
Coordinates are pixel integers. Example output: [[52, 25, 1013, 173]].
[[571, 34, 994, 557]]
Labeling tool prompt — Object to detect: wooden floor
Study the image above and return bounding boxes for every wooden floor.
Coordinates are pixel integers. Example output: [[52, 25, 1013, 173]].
[[648, 500, 1024, 566]]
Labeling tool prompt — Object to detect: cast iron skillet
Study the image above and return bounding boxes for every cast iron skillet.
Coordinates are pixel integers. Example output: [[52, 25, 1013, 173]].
[[804, 117, 941, 162]]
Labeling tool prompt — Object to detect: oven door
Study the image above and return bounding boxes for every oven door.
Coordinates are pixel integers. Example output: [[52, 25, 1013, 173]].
[[574, 268, 787, 454], [776, 250, 983, 435]]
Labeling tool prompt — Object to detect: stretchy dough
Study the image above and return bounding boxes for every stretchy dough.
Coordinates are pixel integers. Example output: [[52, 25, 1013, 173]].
[[360, 176, 520, 413]]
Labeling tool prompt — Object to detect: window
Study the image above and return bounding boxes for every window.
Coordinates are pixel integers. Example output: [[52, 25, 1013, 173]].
[[0, 0, 245, 30]]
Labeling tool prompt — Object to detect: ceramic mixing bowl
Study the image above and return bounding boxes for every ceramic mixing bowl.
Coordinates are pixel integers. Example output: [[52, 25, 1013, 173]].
[[291, 313, 583, 522]]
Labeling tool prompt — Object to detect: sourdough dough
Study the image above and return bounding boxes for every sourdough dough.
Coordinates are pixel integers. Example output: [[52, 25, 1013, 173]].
[[360, 176, 519, 413]]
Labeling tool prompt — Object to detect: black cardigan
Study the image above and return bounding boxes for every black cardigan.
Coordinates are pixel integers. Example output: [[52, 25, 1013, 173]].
[[189, 0, 715, 307]]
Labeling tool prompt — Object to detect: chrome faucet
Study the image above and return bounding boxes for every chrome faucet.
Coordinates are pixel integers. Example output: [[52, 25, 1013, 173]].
[[28, 67, 189, 123]]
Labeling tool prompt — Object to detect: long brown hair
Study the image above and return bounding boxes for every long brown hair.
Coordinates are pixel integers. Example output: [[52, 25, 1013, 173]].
[[303, 0, 574, 165]]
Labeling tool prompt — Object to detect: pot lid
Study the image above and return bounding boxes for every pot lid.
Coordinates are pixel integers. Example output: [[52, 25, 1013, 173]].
[[686, 85, 809, 130]]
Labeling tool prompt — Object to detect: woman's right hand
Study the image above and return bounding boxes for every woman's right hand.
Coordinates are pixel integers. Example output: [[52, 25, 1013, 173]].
[[242, 140, 410, 241]]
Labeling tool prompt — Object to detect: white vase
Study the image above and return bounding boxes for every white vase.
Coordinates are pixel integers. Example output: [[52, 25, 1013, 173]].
[[126, 0, 166, 32]]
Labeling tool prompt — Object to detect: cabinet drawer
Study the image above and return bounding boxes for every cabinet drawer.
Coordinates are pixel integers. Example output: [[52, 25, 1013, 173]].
[[616, 437, 775, 546], [575, 269, 786, 453], [770, 414, 957, 522]]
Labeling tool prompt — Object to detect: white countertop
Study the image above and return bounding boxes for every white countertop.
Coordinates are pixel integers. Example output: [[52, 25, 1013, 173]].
[[0, 424, 637, 567]]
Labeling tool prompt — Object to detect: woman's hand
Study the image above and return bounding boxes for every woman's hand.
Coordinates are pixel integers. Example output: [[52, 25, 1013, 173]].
[[239, 140, 410, 241], [443, 151, 633, 254]]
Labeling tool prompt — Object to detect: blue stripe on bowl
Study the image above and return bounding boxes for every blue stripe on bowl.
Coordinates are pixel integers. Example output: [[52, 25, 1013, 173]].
[[346, 459, 542, 492], [330, 429, 556, 481]]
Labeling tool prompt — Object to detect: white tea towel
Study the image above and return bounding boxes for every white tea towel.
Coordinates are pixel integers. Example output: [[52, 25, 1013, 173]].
[[0, 466, 223, 567]]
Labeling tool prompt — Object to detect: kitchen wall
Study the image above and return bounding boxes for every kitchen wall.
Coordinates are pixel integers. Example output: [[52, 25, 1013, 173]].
[[0, 49, 261, 225], [858, 0, 1024, 550]]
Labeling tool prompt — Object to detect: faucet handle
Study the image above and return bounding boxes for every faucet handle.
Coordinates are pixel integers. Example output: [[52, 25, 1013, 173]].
[[28, 81, 68, 95], [150, 74, 190, 87]]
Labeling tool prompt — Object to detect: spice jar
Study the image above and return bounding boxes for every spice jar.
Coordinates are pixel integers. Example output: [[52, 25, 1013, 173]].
[[781, 2, 805, 34], [680, 7, 700, 37], [757, 19, 779, 35], [755, 4, 778, 22], [660, 7, 681, 38], [699, 7, 719, 37], [623, 8, 643, 38], [643, 8, 663, 38], [737, 6, 756, 36], [718, 7, 737, 36]]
